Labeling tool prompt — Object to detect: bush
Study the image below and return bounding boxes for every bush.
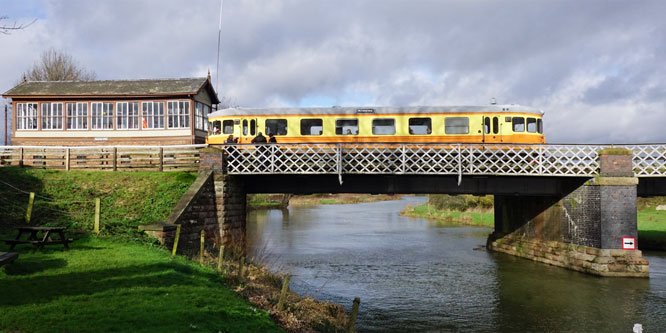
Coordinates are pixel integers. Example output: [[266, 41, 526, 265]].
[[428, 194, 494, 211]]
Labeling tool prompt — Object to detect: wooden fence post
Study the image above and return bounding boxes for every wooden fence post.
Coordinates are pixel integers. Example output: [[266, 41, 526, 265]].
[[199, 229, 205, 264], [159, 147, 164, 172], [172, 224, 181, 257], [25, 192, 35, 224], [277, 274, 291, 312], [217, 245, 224, 273], [345, 297, 361, 333], [112, 147, 117, 171], [65, 148, 70, 171], [94, 198, 101, 234]]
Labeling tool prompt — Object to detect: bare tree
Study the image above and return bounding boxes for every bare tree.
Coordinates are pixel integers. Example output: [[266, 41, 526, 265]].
[[0, 16, 36, 34], [21, 49, 96, 82]]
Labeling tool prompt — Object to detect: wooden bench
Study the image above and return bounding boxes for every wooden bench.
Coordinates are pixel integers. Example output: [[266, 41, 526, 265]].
[[2, 227, 73, 250], [0, 252, 19, 267]]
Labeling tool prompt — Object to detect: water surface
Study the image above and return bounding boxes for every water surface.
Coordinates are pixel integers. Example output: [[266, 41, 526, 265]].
[[247, 196, 666, 332]]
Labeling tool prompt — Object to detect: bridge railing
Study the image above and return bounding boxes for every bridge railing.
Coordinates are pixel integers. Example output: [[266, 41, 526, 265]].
[[0, 145, 206, 172], [222, 143, 666, 177]]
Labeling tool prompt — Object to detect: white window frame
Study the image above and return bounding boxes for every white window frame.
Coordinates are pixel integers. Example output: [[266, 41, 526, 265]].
[[91, 102, 114, 130], [41, 102, 63, 130], [195, 102, 204, 130], [141, 101, 164, 129], [167, 101, 190, 129], [66, 102, 88, 130], [117, 102, 139, 130], [16, 103, 38, 130]]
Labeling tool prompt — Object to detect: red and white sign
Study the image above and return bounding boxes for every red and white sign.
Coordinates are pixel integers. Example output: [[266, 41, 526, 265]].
[[622, 237, 636, 250]]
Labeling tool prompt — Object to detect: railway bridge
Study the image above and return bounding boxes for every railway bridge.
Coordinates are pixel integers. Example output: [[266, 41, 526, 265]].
[[164, 143, 666, 278]]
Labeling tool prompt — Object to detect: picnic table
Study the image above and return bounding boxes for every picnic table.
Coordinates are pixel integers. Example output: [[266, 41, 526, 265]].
[[3, 226, 72, 250], [0, 251, 19, 267]]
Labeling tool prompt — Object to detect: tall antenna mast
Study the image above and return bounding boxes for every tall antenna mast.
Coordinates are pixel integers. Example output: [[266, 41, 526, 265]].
[[216, 0, 224, 96]]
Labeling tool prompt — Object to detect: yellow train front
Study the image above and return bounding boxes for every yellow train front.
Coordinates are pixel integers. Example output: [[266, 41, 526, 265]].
[[206, 105, 545, 144]]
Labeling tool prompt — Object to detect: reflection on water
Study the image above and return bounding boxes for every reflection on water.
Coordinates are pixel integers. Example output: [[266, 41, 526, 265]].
[[247, 196, 666, 332]]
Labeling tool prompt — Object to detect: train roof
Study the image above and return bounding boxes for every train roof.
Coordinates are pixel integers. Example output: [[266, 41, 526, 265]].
[[208, 105, 544, 118]]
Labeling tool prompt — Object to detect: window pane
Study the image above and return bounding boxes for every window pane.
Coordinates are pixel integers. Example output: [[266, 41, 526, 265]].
[[512, 117, 525, 132], [250, 119, 256, 136], [408, 118, 432, 135], [336, 119, 358, 135], [222, 120, 234, 134], [445, 117, 469, 134], [265, 119, 287, 136], [493, 117, 499, 134], [537, 119, 543, 134], [372, 118, 395, 135], [527, 118, 537, 133], [300, 119, 323, 135], [242, 120, 248, 136], [484, 117, 490, 134]]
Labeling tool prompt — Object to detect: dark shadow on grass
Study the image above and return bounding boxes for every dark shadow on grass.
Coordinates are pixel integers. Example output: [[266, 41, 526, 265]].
[[0, 262, 224, 307], [0, 167, 48, 229], [3, 258, 68, 275], [638, 230, 666, 251]]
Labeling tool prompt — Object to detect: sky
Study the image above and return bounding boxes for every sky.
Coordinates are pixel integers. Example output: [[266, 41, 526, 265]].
[[1, 0, 665, 144]]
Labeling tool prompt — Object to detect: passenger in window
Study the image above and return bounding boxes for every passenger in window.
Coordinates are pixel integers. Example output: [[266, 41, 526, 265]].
[[268, 133, 277, 143], [346, 129, 352, 135], [426, 128, 432, 134]]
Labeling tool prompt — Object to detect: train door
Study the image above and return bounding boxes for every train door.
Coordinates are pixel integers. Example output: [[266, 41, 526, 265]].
[[240, 118, 258, 143], [482, 116, 502, 143]]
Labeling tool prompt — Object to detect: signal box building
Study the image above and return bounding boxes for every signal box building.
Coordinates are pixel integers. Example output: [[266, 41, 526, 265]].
[[2, 77, 220, 146]]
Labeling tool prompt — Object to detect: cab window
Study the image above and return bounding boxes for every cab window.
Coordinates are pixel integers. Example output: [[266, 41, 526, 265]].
[[265, 119, 287, 135], [526, 118, 537, 133], [445, 117, 469, 134], [222, 120, 234, 134], [372, 118, 395, 135], [409, 117, 432, 135], [336, 119, 358, 135], [301, 119, 323, 135], [210, 120, 221, 135], [537, 119, 543, 134], [512, 117, 525, 132]]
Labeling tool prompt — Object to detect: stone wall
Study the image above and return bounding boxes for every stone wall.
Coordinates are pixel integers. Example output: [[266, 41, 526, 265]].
[[489, 234, 648, 277]]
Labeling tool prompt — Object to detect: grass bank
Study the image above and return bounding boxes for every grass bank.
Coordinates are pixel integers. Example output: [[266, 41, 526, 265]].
[[637, 208, 666, 250], [400, 203, 494, 227], [0, 236, 279, 332], [0, 167, 195, 235]]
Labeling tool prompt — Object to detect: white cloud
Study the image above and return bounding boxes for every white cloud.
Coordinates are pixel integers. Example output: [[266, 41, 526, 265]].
[[2, 0, 666, 143]]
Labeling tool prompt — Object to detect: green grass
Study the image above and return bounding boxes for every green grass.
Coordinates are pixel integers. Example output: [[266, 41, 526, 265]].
[[0, 167, 195, 235], [637, 208, 666, 250], [0, 236, 281, 333], [402, 203, 494, 227]]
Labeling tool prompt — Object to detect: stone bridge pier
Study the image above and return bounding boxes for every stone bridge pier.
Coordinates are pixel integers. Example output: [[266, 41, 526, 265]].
[[487, 149, 649, 277]]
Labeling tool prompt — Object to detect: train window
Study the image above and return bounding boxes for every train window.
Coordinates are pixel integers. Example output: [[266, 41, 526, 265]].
[[445, 117, 469, 134], [372, 119, 395, 135], [250, 119, 256, 136], [300, 119, 323, 135], [266, 119, 288, 135], [336, 119, 358, 135], [493, 117, 499, 134], [484, 117, 490, 134], [210, 120, 221, 135], [222, 120, 234, 134], [512, 117, 525, 132], [537, 119, 543, 134], [526, 118, 537, 133], [409, 118, 432, 135], [242, 120, 248, 136]]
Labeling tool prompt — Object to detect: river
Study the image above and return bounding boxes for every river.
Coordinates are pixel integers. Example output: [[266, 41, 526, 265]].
[[247, 196, 666, 332]]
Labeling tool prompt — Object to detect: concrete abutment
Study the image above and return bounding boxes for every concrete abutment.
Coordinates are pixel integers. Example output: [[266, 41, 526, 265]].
[[487, 150, 649, 277]]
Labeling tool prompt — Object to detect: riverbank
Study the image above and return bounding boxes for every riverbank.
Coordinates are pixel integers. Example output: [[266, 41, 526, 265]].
[[399, 203, 493, 227], [401, 201, 666, 251], [248, 193, 401, 209], [0, 167, 351, 332]]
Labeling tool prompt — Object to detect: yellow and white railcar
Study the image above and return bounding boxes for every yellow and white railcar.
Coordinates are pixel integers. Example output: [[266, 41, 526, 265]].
[[206, 105, 545, 144]]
